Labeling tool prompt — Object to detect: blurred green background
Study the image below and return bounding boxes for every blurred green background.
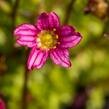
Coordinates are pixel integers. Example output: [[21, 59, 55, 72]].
[[0, 0, 109, 109]]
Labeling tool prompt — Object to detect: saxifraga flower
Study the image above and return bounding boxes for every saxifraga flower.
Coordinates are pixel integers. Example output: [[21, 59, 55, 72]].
[[14, 12, 82, 70]]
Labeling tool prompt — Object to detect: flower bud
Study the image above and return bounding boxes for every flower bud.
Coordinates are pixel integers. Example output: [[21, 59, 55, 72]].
[[84, 0, 109, 19], [0, 99, 5, 109]]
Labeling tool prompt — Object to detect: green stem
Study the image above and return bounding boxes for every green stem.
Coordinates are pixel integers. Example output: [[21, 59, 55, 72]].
[[21, 65, 29, 109], [64, 0, 76, 24], [11, 0, 20, 31], [21, 49, 30, 109]]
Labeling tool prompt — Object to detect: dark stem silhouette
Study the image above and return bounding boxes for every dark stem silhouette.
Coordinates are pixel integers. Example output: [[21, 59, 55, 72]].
[[21, 65, 29, 109], [64, 0, 76, 24], [11, 0, 20, 31]]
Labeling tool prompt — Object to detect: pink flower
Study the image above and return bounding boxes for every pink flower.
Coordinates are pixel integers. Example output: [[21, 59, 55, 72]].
[[14, 12, 82, 70], [0, 99, 5, 109]]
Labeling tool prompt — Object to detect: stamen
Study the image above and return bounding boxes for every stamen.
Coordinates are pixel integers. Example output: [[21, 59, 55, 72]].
[[37, 30, 58, 50], [38, 42, 42, 47], [58, 42, 60, 44], [37, 38, 40, 42], [56, 35, 58, 39], [53, 28, 56, 31], [53, 46, 56, 49]]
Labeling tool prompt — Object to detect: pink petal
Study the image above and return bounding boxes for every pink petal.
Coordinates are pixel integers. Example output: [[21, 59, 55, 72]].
[[18, 35, 35, 41], [48, 12, 60, 29], [27, 47, 37, 70], [36, 12, 60, 30], [27, 47, 48, 70], [59, 25, 75, 36], [0, 99, 5, 109], [59, 25, 82, 48], [50, 48, 71, 67], [37, 13, 49, 30], [16, 40, 37, 48], [14, 24, 37, 36], [33, 50, 48, 69], [14, 24, 38, 47]]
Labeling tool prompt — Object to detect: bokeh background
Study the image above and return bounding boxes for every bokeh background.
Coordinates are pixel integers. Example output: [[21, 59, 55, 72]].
[[0, 0, 109, 109]]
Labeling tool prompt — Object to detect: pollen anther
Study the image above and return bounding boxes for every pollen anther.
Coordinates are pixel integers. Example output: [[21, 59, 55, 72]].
[[53, 46, 56, 49], [56, 35, 58, 39], [37, 38, 40, 42], [58, 42, 60, 44], [53, 28, 56, 31], [38, 42, 42, 47]]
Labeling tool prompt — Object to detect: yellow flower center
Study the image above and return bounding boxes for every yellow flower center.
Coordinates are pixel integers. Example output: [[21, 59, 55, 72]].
[[37, 30, 58, 50]]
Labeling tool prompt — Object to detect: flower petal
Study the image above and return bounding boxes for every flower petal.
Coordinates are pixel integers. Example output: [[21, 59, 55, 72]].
[[37, 12, 49, 30], [33, 50, 48, 69], [16, 40, 37, 48], [14, 24, 38, 47], [59, 25, 75, 36], [14, 24, 37, 36], [48, 12, 60, 29], [27, 47, 38, 70], [58, 25, 82, 48], [50, 48, 71, 67], [27, 47, 48, 70], [36, 12, 60, 30]]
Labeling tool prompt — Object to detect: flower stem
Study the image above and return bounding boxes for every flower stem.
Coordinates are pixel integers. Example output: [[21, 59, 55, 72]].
[[64, 0, 76, 24], [21, 65, 29, 109], [11, 0, 20, 31]]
